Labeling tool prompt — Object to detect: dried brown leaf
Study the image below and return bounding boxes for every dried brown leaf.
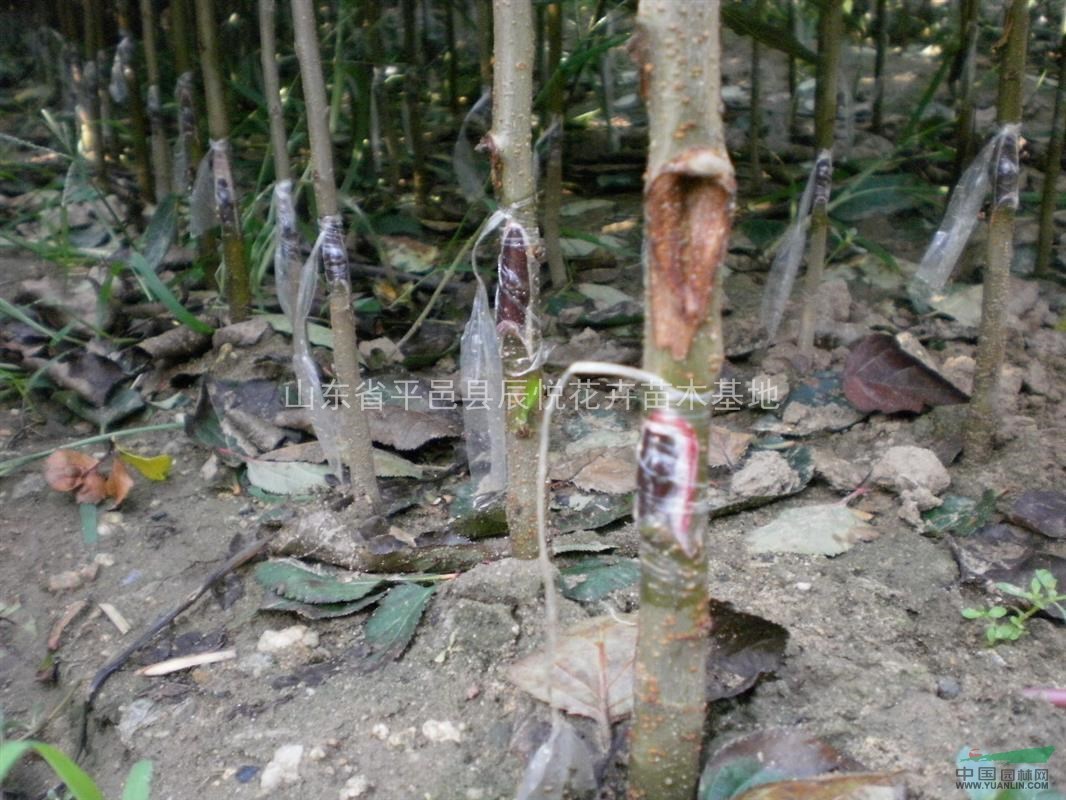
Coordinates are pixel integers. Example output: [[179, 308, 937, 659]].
[[43, 449, 99, 493], [735, 772, 904, 799], [74, 470, 108, 504], [843, 334, 968, 414], [105, 458, 134, 507]]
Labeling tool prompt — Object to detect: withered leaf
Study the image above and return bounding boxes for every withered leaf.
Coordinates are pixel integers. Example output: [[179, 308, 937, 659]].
[[707, 599, 789, 701], [701, 729, 864, 796], [508, 615, 637, 730], [734, 773, 904, 800], [44, 449, 99, 493], [842, 334, 968, 414], [105, 458, 134, 507]]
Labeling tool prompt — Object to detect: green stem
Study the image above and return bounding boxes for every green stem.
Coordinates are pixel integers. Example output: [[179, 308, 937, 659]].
[[0, 422, 184, 478], [628, 1, 734, 796]]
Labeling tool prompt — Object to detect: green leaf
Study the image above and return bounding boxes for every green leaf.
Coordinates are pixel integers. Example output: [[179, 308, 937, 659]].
[[961, 607, 984, 619], [245, 459, 331, 495], [994, 582, 1031, 599], [260, 591, 383, 619], [118, 448, 173, 481], [141, 194, 177, 271], [79, 502, 99, 546], [987, 606, 1008, 618], [363, 582, 436, 667], [1035, 569, 1057, 592], [993, 623, 1022, 641], [260, 313, 334, 349], [127, 251, 214, 335], [559, 558, 640, 602], [0, 741, 32, 784], [255, 560, 383, 604], [0, 741, 104, 800], [121, 760, 153, 800]]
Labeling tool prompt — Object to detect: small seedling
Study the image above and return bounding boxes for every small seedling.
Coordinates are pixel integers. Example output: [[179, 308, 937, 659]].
[[962, 569, 1066, 645]]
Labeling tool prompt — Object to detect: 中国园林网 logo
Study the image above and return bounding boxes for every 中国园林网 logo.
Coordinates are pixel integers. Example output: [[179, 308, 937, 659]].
[[955, 745, 1057, 797]]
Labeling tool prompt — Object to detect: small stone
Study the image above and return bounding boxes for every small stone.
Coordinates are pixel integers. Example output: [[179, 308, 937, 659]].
[[941, 355, 975, 396], [371, 723, 389, 740], [812, 449, 867, 493], [308, 746, 326, 761], [236, 652, 274, 677], [422, 719, 462, 743], [257, 625, 315, 654], [871, 446, 950, 497], [260, 744, 303, 792], [1023, 360, 1053, 397], [795, 582, 812, 592], [339, 775, 371, 799], [48, 570, 85, 592], [94, 553, 115, 567], [730, 451, 802, 498], [466, 684, 482, 701], [200, 454, 221, 483], [936, 676, 961, 700], [235, 765, 260, 784]]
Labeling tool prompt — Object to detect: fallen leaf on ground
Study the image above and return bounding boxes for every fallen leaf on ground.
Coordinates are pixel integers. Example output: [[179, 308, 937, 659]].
[[708, 426, 753, 468], [747, 503, 878, 556], [44, 449, 135, 507], [842, 333, 968, 414], [117, 448, 173, 481], [700, 729, 867, 800]]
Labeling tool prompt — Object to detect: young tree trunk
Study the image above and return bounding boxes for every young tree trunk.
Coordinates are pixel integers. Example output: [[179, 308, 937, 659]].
[[476, 0, 494, 94], [797, 0, 842, 355], [965, 0, 1028, 461], [871, 0, 888, 134], [194, 0, 252, 322], [171, 0, 195, 77], [258, 0, 290, 185], [402, 0, 428, 214], [954, 0, 979, 178], [139, 0, 172, 201], [542, 1, 568, 288], [79, 0, 105, 175], [627, 2, 735, 797], [115, 0, 154, 205], [1036, 5, 1066, 278], [749, 0, 765, 193], [365, 0, 403, 188], [291, 0, 383, 515], [488, 0, 541, 560]]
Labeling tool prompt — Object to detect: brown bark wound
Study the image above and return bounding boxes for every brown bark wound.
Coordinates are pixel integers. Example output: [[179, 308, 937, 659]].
[[646, 150, 735, 361], [495, 224, 530, 333]]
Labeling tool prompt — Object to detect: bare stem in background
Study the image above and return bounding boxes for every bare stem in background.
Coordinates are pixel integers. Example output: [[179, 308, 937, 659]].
[[797, 0, 842, 355], [402, 0, 428, 214], [542, 1, 568, 288], [1036, 2, 1066, 278], [194, 0, 252, 321], [965, 0, 1029, 461], [627, 1, 735, 796], [291, 0, 382, 514], [258, 0, 290, 185], [139, 0, 172, 201], [115, 0, 154, 207], [872, 0, 888, 134]]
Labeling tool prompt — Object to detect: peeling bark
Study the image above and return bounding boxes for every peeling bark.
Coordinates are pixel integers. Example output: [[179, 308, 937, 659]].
[[629, 2, 734, 798]]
